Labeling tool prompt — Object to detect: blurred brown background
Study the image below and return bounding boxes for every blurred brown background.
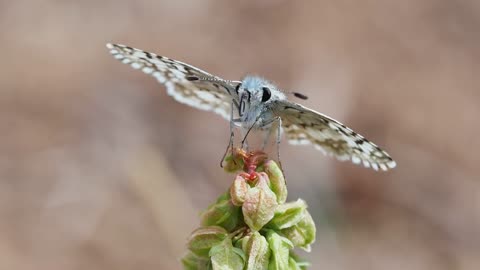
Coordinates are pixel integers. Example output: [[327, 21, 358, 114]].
[[1, 0, 479, 269]]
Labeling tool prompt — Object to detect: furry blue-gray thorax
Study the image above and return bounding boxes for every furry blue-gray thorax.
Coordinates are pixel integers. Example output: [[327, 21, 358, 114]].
[[236, 76, 280, 125], [240, 76, 270, 91]]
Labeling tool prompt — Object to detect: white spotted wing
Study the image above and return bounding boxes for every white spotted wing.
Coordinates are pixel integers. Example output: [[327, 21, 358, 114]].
[[106, 43, 239, 120], [272, 100, 396, 171], [107, 43, 396, 171]]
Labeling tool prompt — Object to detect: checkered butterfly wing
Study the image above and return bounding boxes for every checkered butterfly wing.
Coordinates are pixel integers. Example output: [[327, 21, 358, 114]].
[[272, 100, 396, 170], [106, 43, 239, 120]]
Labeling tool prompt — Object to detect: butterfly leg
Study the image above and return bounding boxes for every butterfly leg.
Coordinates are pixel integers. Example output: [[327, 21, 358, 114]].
[[271, 117, 282, 164], [241, 115, 263, 151], [275, 117, 282, 166], [220, 102, 237, 167], [258, 116, 282, 164], [261, 125, 274, 150], [241, 128, 249, 151]]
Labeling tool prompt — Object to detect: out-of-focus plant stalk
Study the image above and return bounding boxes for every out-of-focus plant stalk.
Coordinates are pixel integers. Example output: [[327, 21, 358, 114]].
[[182, 149, 316, 270]]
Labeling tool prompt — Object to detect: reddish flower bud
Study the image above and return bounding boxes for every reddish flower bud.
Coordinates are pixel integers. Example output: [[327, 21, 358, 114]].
[[242, 174, 278, 231], [230, 175, 250, 206]]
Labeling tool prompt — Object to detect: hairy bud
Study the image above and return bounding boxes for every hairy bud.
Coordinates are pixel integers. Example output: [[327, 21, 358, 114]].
[[184, 151, 316, 269], [181, 252, 210, 270], [200, 193, 242, 231], [264, 160, 288, 204], [242, 173, 278, 231], [281, 211, 316, 252], [187, 226, 228, 258], [266, 230, 294, 270], [243, 232, 270, 270], [230, 175, 249, 206], [267, 199, 307, 230], [209, 238, 245, 270]]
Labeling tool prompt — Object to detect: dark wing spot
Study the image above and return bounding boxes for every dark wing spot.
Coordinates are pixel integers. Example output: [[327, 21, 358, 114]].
[[319, 118, 329, 124], [355, 139, 365, 145], [186, 76, 199, 81], [338, 128, 349, 136], [293, 92, 308, 100]]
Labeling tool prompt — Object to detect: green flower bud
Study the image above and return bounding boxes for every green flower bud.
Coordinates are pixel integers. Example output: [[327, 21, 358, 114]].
[[244, 231, 270, 270], [267, 199, 307, 230], [288, 257, 302, 270], [209, 238, 245, 270], [181, 252, 210, 270], [223, 152, 245, 173], [185, 153, 316, 269], [265, 230, 293, 270], [188, 226, 228, 258], [201, 198, 242, 232], [240, 234, 251, 252], [242, 174, 278, 231], [214, 192, 230, 203], [230, 175, 249, 206], [280, 211, 316, 252], [264, 160, 287, 204], [289, 253, 310, 270]]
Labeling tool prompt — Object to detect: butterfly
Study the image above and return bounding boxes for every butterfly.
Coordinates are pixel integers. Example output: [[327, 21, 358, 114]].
[[106, 43, 396, 171]]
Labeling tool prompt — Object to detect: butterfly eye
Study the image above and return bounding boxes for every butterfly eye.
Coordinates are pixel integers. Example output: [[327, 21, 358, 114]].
[[261, 87, 271, 102]]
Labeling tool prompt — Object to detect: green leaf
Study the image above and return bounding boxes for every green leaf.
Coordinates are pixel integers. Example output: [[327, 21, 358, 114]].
[[201, 199, 242, 232], [244, 231, 270, 270], [266, 230, 293, 270], [181, 252, 210, 270], [288, 257, 301, 270], [188, 226, 228, 258], [289, 252, 310, 270], [215, 192, 231, 203], [267, 199, 307, 230], [240, 234, 251, 252], [264, 160, 287, 204], [209, 238, 245, 270], [280, 211, 316, 251]]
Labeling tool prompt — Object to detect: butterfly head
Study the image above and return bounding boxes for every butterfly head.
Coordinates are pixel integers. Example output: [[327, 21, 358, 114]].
[[236, 76, 284, 119]]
